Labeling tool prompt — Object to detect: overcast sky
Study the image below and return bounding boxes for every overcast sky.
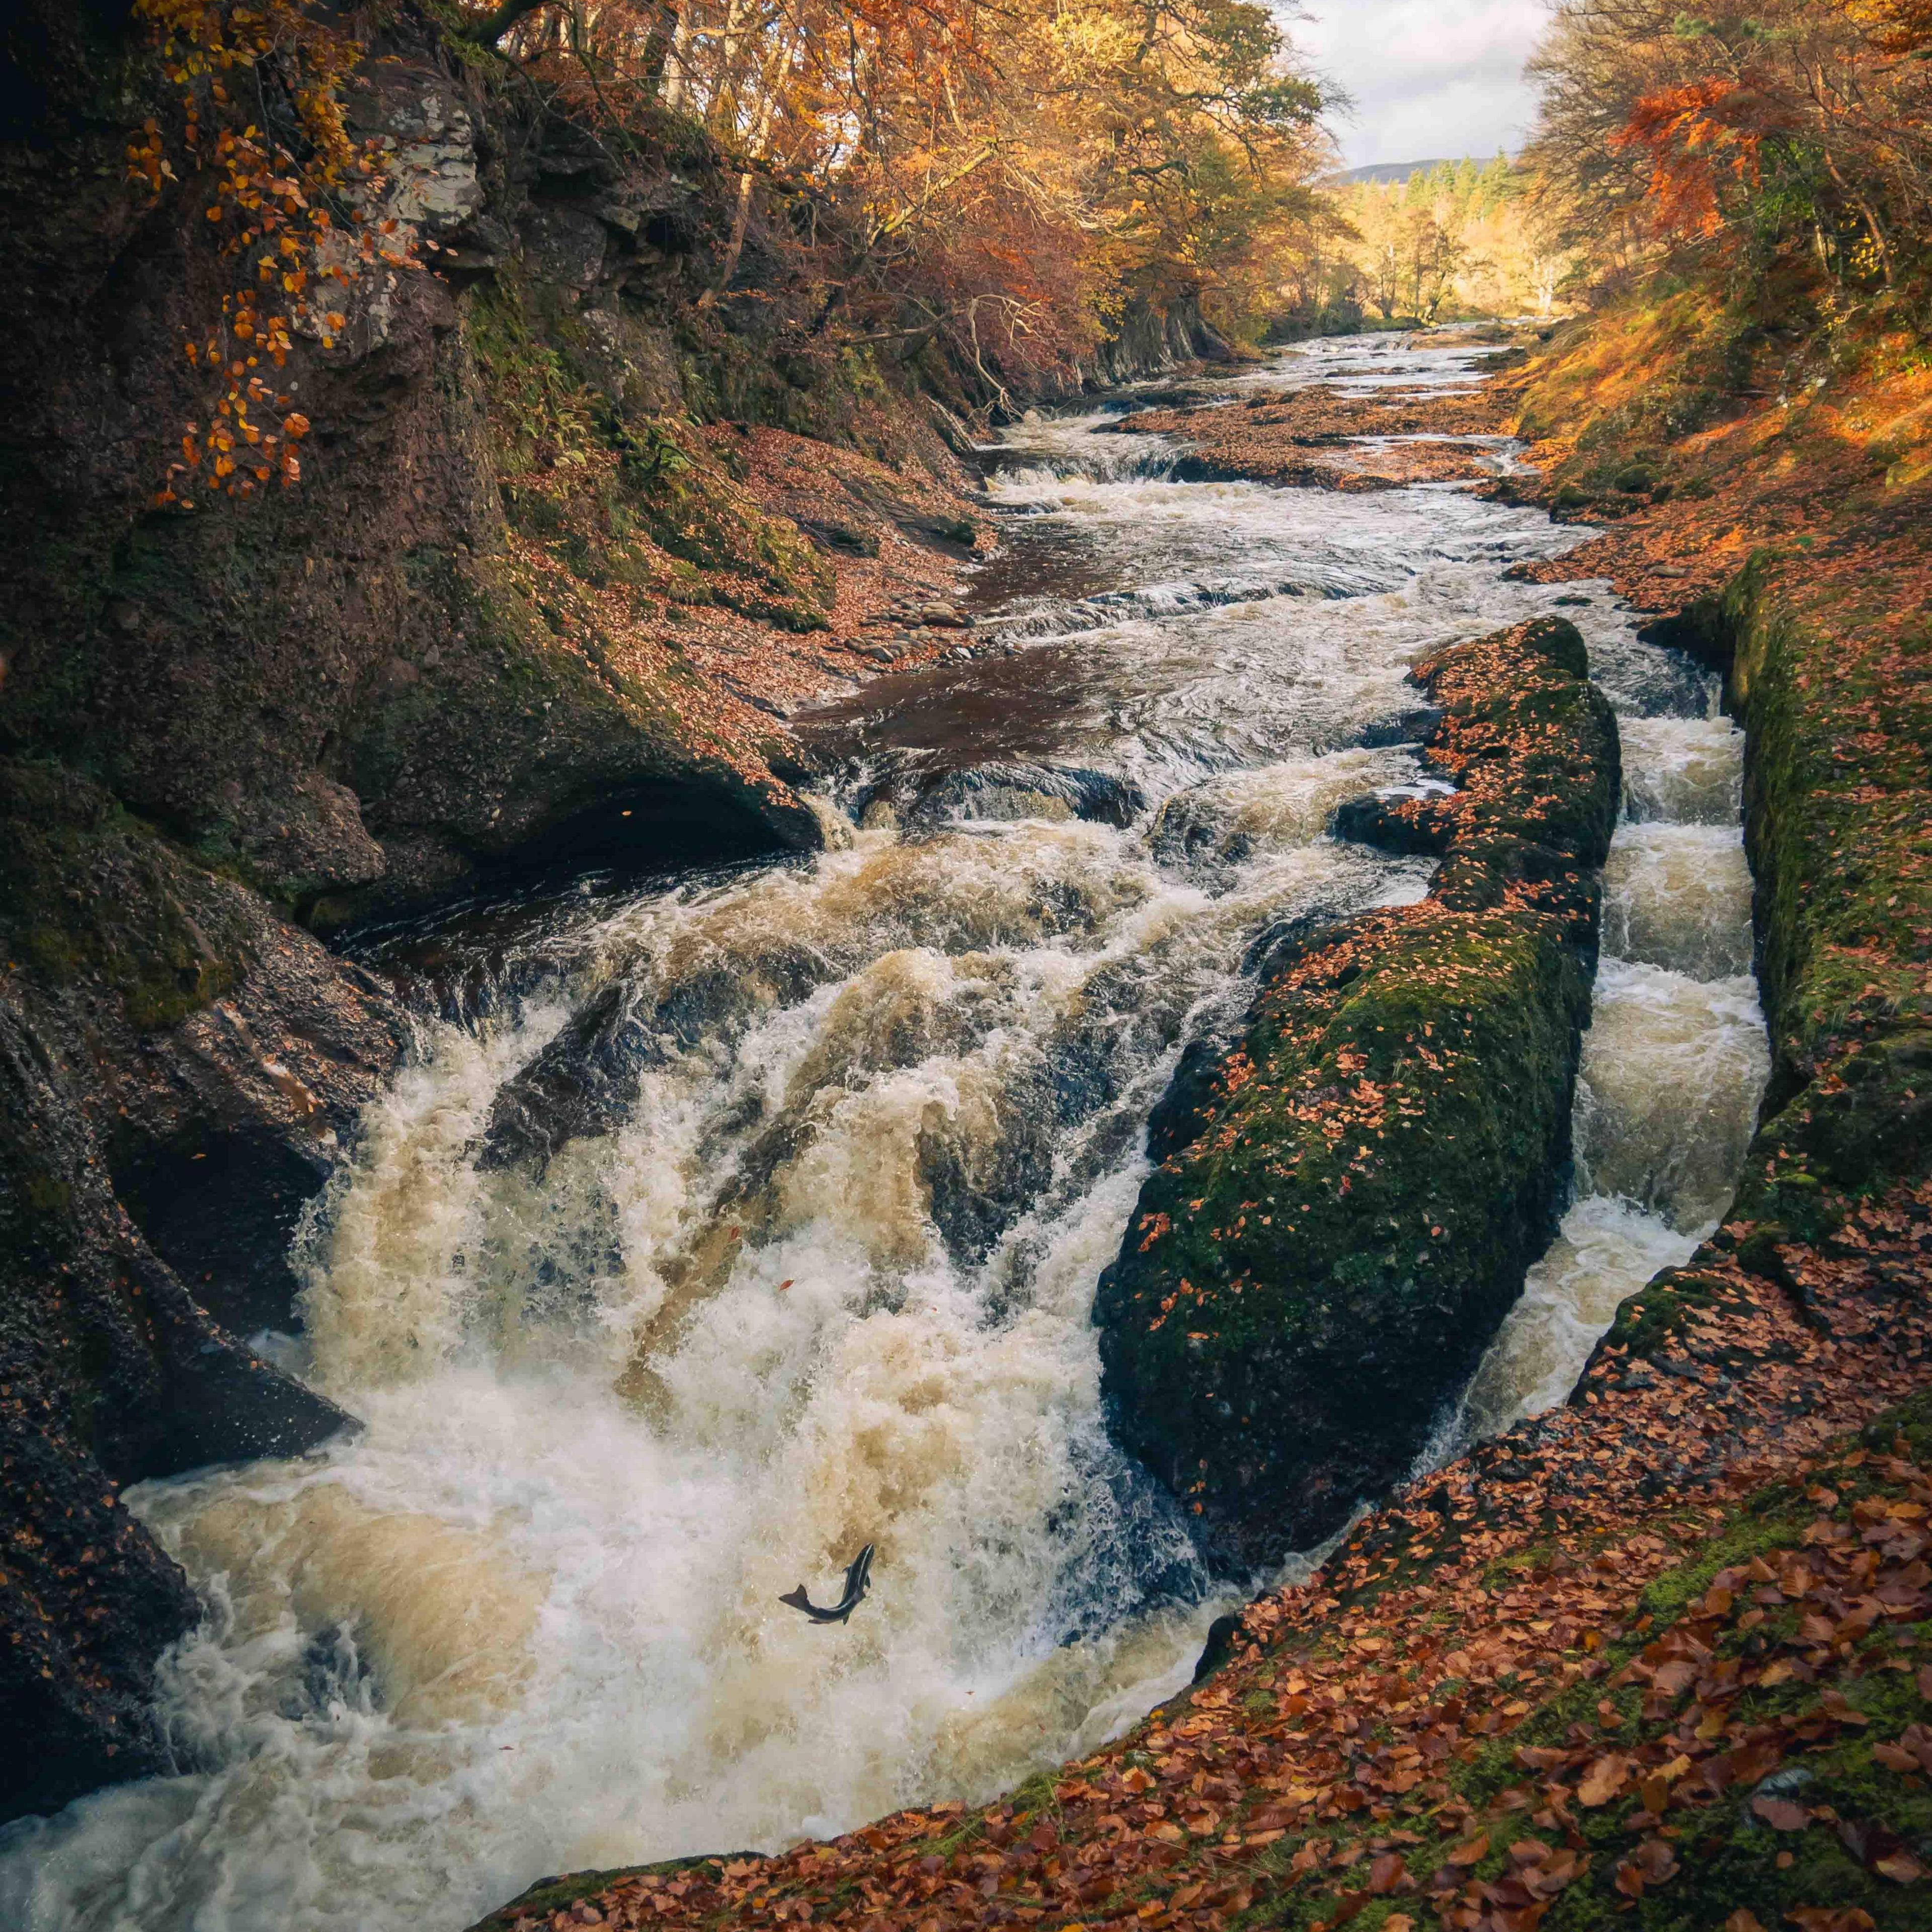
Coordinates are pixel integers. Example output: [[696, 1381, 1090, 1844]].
[[1284, 0, 1548, 170]]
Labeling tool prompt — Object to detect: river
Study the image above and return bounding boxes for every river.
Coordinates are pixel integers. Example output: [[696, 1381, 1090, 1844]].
[[0, 330, 1768, 1932]]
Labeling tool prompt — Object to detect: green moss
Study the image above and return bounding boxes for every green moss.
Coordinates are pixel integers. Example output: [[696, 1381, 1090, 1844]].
[[0, 759, 254, 1031], [466, 278, 835, 629]]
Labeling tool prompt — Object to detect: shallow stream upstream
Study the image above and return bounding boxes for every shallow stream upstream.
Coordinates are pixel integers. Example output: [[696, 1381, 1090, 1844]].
[[1, 331, 1769, 1932]]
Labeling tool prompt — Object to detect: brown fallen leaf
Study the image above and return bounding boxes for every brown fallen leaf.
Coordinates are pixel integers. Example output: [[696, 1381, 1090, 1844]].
[[1723, 1913, 1768, 1932], [1876, 1849, 1927, 1883], [1445, 1833, 1489, 1867], [1752, 1795, 1813, 1832], [1577, 1754, 1629, 1807], [1629, 1838, 1679, 1885], [1366, 1852, 1406, 1895]]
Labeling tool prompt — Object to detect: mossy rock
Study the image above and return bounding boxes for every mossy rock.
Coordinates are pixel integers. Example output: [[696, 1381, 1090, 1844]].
[[1095, 619, 1619, 1570], [0, 759, 255, 1031]]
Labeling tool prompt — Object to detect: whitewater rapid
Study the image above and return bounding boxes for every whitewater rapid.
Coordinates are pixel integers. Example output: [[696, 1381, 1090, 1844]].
[[0, 330, 1767, 1932]]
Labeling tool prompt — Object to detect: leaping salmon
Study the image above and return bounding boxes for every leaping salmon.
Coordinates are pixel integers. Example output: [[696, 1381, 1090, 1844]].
[[779, 1543, 874, 1624]]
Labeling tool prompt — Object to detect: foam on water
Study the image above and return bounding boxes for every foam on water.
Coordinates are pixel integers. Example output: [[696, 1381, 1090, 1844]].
[[1602, 823, 1755, 981], [1448, 649, 1766, 1449], [0, 333, 1769, 1932]]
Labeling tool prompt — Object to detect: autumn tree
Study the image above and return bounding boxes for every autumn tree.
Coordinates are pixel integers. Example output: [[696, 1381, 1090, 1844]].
[[465, 0, 1333, 382], [124, 0, 435, 507], [126, 0, 1336, 492], [1525, 0, 1932, 291]]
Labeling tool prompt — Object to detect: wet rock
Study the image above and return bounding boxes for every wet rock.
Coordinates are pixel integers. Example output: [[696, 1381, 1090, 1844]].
[[841, 475, 979, 551], [919, 1099, 1057, 1265], [481, 943, 831, 1171], [1191, 1610, 1246, 1683], [799, 519, 880, 558], [1, 989, 356, 1824], [1330, 791, 1457, 855], [0, 757, 401, 1820], [2, 760, 407, 1336], [1096, 618, 1620, 1572], [481, 979, 659, 1170], [1144, 1034, 1238, 1165], [905, 764, 1146, 831], [1356, 705, 1443, 749]]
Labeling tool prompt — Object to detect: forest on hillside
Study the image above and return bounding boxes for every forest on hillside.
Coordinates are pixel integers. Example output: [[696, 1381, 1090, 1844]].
[[126, 0, 1932, 508]]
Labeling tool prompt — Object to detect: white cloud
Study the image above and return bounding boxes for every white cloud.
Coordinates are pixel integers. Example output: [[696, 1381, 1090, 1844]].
[[1281, 0, 1547, 168]]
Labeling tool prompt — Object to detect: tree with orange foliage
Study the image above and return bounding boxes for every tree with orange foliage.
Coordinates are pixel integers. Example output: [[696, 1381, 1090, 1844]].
[[126, 0, 1330, 491], [1528, 0, 1932, 292], [463, 0, 1329, 386]]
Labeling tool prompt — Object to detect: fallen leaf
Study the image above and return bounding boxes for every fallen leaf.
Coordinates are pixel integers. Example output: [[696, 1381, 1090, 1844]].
[[1629, 1837, 1678, 1884], [1876, 1850, 1926, 1882], [1445, 1833, 1489, 1867], [1724, 1914, 1767, 1932], [1753, 1795, 1813, 1832], [1367, 1852, 1406, 1895], [1577, 1755, 1629, 1807]]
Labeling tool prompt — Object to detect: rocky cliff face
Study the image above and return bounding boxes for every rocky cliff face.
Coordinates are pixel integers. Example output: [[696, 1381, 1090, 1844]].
[[1091, 293, 1238, 384], [0, 3, 826, 922]]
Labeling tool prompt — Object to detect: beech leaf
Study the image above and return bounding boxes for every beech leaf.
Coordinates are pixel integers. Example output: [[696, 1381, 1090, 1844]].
[[1576, 1754, 1629, 1807]]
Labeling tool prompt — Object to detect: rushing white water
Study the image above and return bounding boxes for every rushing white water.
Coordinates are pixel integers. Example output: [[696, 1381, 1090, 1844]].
[[1451, 665, 1768, 1452], [0, 331, 1767, 1932]]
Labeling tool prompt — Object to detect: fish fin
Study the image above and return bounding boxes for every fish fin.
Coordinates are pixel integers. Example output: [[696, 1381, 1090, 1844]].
[[779, 1586, 813, 1612]]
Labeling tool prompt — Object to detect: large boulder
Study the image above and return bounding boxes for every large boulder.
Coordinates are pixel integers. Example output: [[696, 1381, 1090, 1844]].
[[1095, 618, 1620, 1569], [0, 760, 398, 1821]]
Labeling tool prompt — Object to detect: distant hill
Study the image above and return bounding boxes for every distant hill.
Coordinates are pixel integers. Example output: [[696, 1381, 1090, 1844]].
[[1331, 159, 1460, 185]]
